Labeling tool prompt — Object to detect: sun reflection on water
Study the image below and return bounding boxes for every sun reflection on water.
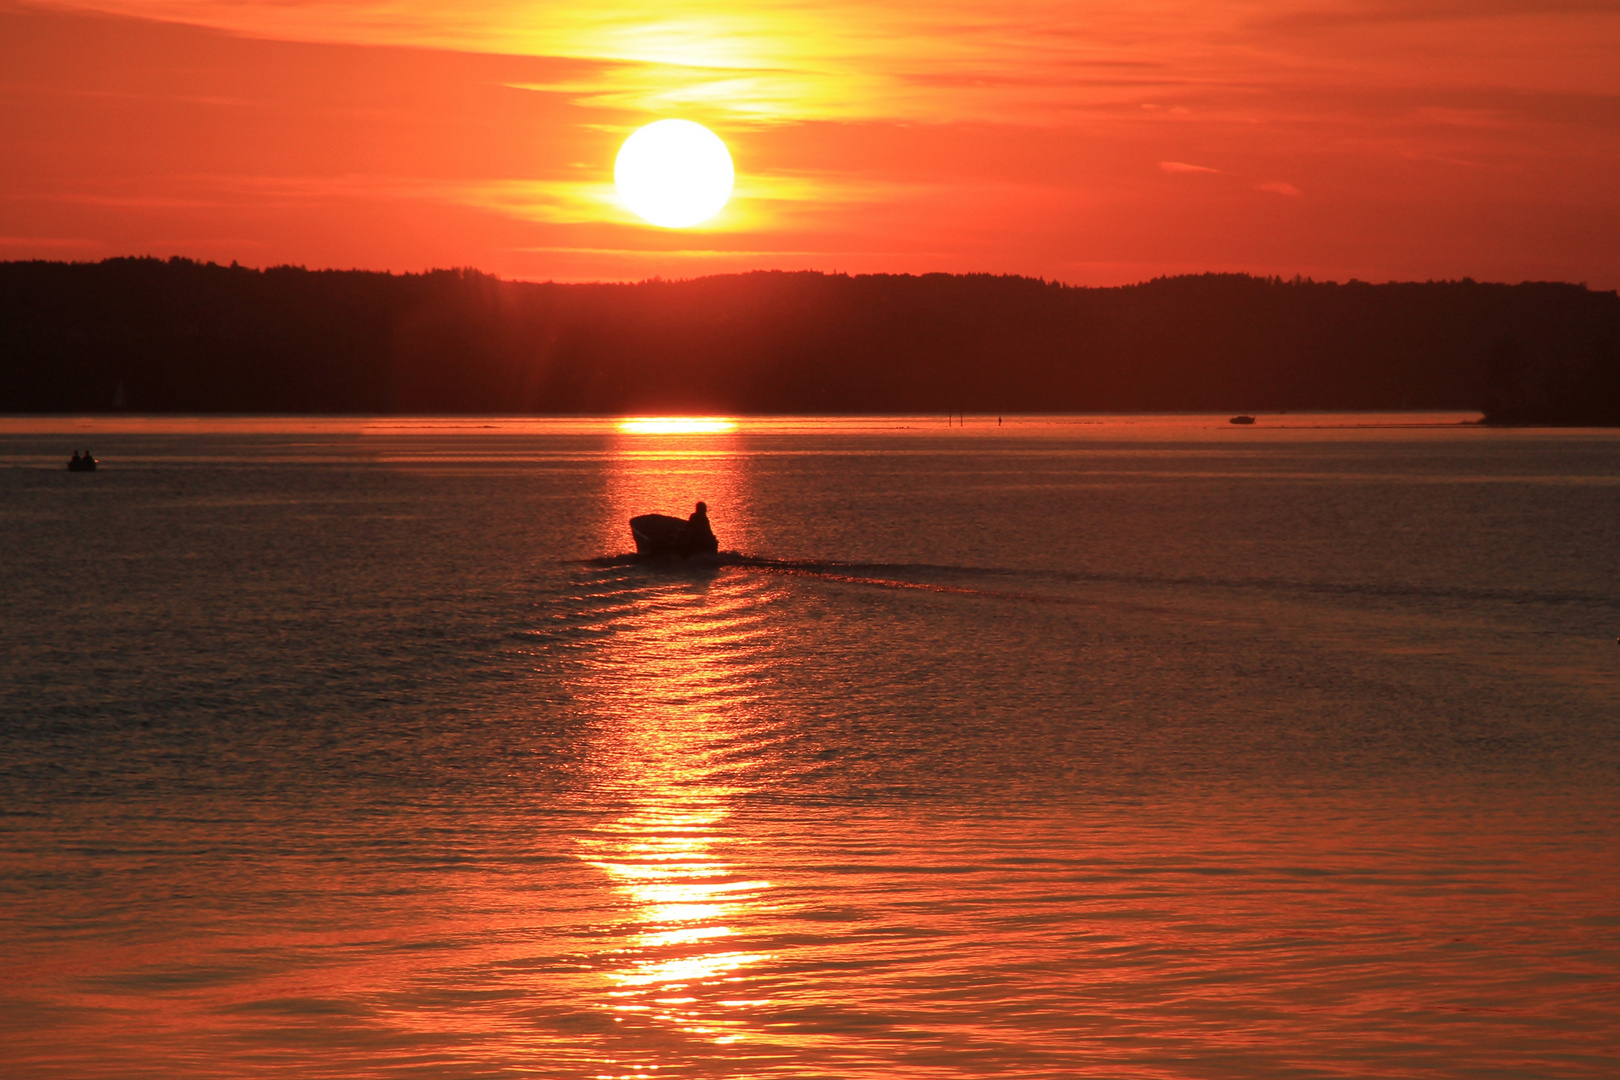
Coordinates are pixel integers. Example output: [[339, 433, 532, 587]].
[[567, 439, 783, 1069], [617, 417, 737, 435], [598, 419, 754, 556]]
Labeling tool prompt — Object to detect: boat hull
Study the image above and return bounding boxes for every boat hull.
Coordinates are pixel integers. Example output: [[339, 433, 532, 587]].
[[629, 513, 719, 558]]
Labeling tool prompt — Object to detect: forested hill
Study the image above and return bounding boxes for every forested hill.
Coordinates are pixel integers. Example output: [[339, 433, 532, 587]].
[[3, 257, 1617, 421]]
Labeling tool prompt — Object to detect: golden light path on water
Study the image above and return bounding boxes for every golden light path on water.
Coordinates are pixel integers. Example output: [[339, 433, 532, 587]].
[[617, 417, 738, 435], [569, 426, 782, 1073]]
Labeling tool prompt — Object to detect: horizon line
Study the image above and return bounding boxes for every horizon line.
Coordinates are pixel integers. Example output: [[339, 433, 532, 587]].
[[1, 254, 1609, 294]]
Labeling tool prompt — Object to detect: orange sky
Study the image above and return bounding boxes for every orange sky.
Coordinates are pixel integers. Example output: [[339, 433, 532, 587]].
[[2, 0, 1617, 285]]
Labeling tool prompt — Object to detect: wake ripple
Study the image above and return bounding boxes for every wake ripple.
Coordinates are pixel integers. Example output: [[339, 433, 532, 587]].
[[571, 551, 1620, 612]]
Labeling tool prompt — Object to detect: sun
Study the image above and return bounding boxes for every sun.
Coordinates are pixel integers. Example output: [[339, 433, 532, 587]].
[[614, 120, 734, 229]]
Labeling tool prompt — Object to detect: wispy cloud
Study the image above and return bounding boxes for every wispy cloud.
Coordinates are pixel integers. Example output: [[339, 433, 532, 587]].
[[1263, 0, 1620, 31], [1159, 161, 1221, 174], [1257, 181, 1303, 197]]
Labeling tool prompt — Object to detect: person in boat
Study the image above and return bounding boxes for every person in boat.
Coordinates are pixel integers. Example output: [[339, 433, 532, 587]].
[[70, 451, 81, 466], [687, 501, 715, 542]]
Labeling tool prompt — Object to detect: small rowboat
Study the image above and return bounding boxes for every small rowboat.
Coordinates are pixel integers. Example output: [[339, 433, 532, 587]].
[[1229, 415, 1256, 425], [630, 513, 719, 558]]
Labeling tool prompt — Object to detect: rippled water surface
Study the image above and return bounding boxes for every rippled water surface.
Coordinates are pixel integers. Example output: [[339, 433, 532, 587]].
[[2, 415, 1618, 1078]]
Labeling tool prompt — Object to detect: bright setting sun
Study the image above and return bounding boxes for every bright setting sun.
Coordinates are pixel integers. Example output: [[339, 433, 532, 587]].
[[614, 120, 735, 229]]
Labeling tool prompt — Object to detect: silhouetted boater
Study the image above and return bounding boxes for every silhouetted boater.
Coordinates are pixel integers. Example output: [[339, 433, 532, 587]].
[[688, 501, 714, 542]]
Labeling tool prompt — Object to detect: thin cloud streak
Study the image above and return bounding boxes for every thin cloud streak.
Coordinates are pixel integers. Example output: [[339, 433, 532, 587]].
[[47, 0, 1616, 125]]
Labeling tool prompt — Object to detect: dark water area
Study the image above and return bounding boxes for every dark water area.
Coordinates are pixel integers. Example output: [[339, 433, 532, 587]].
[[2, 415, 1617, 1078]]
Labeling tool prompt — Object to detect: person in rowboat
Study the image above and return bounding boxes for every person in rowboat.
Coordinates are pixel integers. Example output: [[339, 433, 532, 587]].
[[687, 501, 715, 543]]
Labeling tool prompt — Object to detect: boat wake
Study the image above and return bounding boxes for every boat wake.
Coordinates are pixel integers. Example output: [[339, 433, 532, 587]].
[[574, 553, 1136, 607], [571, 552, 1620, 613]]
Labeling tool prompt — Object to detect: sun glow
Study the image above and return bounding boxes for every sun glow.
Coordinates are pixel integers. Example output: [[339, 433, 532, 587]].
[[618, 417, 737, 434], [614, 120, 735, 228]]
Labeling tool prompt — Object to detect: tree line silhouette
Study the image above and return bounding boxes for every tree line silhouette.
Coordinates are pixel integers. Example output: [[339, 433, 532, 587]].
[[3, 257, 1616, 421]]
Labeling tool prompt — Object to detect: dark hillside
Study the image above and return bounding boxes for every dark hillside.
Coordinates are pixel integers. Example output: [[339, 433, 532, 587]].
[[3, 258, 1616, 420]]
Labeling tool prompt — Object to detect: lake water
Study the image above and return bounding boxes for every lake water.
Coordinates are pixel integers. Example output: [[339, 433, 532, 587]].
[[2, 414, 1617, 1079]]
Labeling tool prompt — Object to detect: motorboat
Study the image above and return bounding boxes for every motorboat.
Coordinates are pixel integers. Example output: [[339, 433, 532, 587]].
[[1229, 415, 1256, 425], [630, 513, 720, 558], [67, 452, 98, 472]]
